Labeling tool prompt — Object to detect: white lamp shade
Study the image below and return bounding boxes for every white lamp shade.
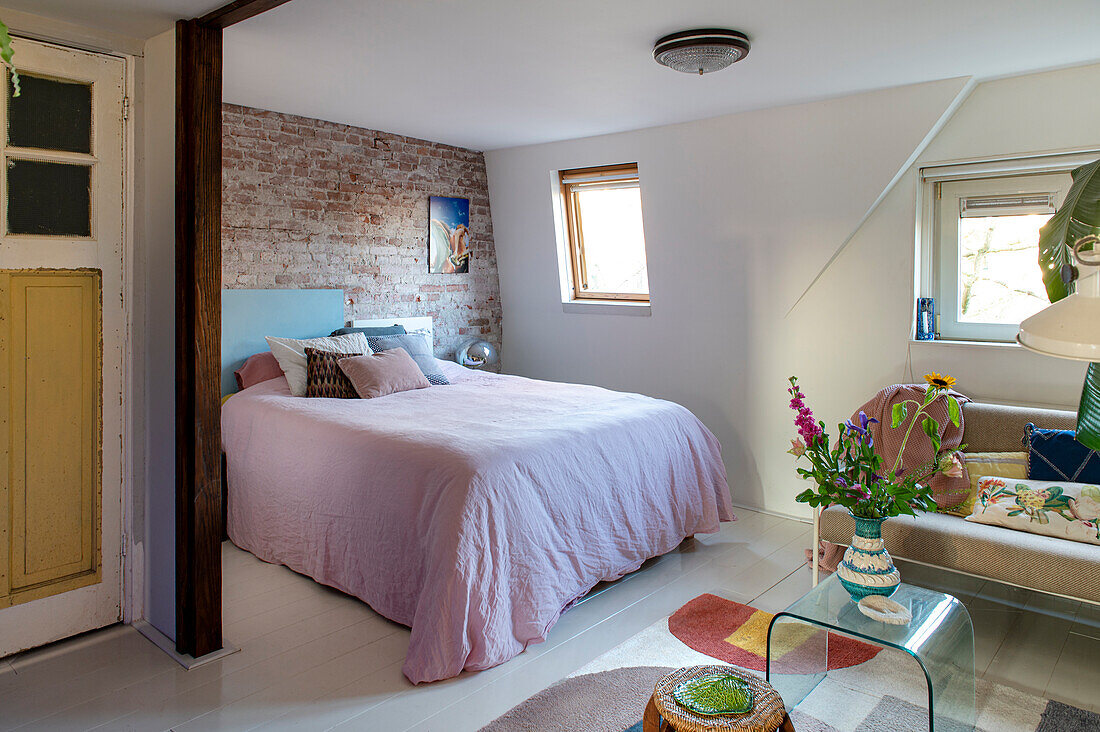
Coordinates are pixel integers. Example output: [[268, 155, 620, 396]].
[[1017, 270, 1100, 361]]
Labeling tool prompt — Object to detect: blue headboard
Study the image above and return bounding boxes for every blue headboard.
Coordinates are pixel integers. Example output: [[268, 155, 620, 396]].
[[221, 289, 345, 396]]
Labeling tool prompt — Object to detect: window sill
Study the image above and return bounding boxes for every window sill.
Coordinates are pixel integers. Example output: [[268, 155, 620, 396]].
[[909, 338, 1021, 350], [562, 300, 651, 316]]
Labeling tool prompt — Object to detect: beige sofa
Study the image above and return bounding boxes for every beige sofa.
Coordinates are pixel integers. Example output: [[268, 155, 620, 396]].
[[818, 402, 1100, 604]]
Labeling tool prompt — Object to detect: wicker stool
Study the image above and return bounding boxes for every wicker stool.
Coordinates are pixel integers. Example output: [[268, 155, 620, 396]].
[[642, 665, 795, 732]]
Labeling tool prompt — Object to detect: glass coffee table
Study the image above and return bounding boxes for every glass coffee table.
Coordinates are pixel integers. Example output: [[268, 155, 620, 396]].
[[766, 574, 975, 731]]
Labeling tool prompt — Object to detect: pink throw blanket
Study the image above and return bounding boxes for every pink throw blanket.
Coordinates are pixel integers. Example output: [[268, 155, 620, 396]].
[[810, 384, 969, 571], [860, 384, 970, 506], [223, 361, 733, 683]]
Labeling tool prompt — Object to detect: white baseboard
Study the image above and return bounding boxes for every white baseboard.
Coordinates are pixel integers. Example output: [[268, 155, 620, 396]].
[[730, 501, 813, 525]]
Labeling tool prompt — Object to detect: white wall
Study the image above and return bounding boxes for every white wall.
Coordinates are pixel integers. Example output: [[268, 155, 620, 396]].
[[486, 64, 1100, 519], [139, 27, 177, 640]]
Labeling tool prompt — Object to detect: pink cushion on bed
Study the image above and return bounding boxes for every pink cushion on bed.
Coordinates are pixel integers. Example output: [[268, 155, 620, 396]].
[[234, 351, 284, 390], [338, 349, 431, 398]]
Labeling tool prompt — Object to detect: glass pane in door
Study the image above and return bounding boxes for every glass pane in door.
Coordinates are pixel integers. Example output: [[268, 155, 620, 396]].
[[8, 72, 93, 154], [7, 159, 91, 236]]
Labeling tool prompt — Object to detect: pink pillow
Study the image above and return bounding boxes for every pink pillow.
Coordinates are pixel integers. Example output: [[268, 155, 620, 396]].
[[234, 351, 284, 390], [337, 349, 431, 399]]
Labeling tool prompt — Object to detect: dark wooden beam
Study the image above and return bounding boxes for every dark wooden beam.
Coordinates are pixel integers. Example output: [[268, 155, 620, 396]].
[[175, 17, 223, 659], [199, 0, 295, 28]]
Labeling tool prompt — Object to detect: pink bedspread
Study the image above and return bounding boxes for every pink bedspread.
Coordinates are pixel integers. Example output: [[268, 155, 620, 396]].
[[221, 361, 733, 683]]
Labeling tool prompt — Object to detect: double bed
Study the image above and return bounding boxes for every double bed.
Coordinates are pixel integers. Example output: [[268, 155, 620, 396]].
[[220, 292, 733, 683]]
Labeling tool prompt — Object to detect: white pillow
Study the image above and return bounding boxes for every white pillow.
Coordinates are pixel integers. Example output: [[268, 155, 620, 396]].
[[265, 332, 370, 396]]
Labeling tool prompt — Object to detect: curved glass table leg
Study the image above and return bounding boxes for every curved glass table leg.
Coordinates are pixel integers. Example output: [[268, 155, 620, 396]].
[[765, 575, 975, 731]]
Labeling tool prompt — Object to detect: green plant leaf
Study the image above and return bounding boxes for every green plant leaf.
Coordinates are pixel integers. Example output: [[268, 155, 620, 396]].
[[921, 415, 937, 440], [1077, 362, 1100, 452], [0, 20, 17, 98], [1038, 158, 1100, 303], [921, 415, 941, 456], [947, 396, 961, 428], [916, 495, 937, 512], [673, 673, 754, 716], [891, 402, 907, 428]]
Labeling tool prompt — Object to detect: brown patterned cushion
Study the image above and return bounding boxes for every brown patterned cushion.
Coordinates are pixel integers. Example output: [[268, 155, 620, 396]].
[[305, 347, 362, 398]]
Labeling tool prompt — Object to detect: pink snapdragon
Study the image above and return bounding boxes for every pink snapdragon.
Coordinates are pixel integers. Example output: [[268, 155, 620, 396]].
[[788, 377, 824, 447]]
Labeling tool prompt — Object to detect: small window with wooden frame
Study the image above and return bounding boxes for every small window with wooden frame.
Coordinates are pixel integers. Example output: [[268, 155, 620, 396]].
[[560, 163, 650, 302]]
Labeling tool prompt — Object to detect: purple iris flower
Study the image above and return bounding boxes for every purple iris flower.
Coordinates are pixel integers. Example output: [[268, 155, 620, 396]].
[[845, 411, 879, 445], [860, 411, 879, 430], [848, 411, 877, 432], [863, 412, 879, 447]]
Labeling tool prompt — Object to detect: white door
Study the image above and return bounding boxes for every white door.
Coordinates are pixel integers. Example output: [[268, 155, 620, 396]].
[[0, 38, 126, 655]]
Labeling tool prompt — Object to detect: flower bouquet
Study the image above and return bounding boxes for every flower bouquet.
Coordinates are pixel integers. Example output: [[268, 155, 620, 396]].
[[787, 373, 965, 600]]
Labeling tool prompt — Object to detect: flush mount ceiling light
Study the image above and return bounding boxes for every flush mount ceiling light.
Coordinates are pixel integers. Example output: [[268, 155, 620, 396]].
[[653, 28, 751, 75]]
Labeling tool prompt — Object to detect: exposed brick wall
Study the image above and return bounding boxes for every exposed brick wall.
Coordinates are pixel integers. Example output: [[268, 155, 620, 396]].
[[221, 103, 502, 362]]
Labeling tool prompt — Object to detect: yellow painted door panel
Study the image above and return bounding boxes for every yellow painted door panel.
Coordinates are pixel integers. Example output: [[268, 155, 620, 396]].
[[1, 270, 101, 606]]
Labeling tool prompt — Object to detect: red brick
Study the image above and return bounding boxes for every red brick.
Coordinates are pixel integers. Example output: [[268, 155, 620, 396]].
[[221, 103, 501, 365]]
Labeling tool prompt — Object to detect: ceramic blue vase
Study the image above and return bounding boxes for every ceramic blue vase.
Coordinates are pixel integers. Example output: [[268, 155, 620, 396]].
[[837, 515, 900, 601]]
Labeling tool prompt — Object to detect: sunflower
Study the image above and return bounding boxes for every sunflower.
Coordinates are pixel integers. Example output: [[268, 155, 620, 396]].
[[924, 372, 956, 390]]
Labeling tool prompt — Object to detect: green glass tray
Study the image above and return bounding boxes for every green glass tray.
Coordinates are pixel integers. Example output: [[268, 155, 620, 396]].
[[672, 672, 754, 716]]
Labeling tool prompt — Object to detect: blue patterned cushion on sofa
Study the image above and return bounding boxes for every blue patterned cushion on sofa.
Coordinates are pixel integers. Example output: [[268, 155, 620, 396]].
[[1025, 423, 1100, 483]]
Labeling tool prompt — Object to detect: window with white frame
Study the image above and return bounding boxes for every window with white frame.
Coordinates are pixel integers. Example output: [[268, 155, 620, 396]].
[[924, 169, 1072, 342], [559, 164, 650, 302]]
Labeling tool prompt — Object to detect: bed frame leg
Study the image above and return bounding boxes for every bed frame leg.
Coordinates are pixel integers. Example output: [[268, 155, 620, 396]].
[[812, 506, 820, 587]]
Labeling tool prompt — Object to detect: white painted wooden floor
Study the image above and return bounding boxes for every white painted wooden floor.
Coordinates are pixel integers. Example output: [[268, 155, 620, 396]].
[[1, 508, 1098, 730]]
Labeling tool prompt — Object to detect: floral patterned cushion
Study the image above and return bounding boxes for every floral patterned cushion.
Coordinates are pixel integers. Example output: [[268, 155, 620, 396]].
[[966, 477, 1100, 546], [943, 452, 1028, 517]]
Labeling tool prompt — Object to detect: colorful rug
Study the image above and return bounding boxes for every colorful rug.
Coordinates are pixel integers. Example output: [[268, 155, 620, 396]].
[[668, 593, 880, 672], [482, 593, 1100, 732]]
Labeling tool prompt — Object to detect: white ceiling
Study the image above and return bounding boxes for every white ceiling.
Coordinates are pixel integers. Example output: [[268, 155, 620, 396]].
[[7, 0, 1100, 150]]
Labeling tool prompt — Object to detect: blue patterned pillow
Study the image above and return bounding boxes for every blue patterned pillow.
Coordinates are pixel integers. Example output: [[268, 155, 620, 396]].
[[366, 333, 449, 385], [1025, 423, 1100, 483]]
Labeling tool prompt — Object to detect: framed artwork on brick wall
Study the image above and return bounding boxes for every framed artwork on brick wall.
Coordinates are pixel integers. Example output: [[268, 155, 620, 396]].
[[428, 195, 470, 274]]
